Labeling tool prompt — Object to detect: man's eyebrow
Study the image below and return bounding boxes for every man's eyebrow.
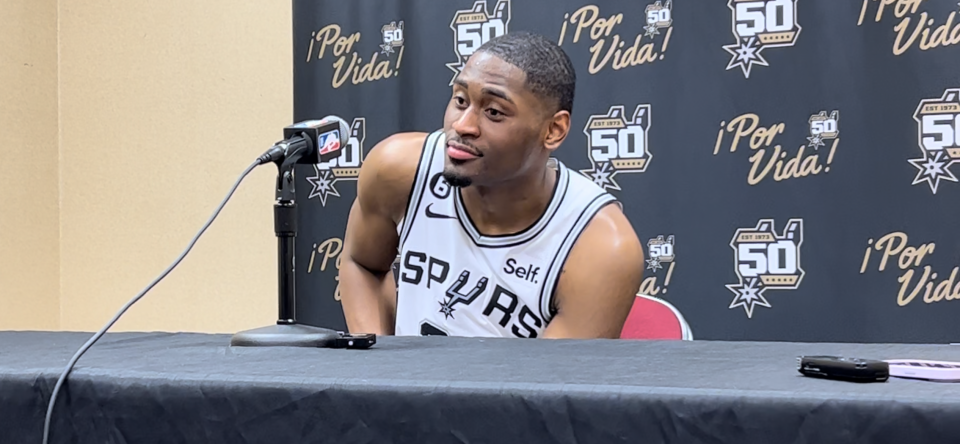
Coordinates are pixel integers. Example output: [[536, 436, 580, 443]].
[[481, 86, 514, 105], [453, 78, 515, 105]]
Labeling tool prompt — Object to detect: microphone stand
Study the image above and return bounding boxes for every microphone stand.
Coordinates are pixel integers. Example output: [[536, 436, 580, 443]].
[[231, 141, 340, 347]]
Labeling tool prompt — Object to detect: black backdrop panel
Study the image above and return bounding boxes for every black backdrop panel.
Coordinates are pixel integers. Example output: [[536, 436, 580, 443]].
[[291, 0, 960, 343]]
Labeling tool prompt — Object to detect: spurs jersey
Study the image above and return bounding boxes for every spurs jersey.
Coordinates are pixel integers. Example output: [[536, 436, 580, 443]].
[[394, 130, 617, 338]]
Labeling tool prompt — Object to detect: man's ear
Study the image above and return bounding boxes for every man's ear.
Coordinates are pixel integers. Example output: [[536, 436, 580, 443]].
[[543, 110, 571, 153]]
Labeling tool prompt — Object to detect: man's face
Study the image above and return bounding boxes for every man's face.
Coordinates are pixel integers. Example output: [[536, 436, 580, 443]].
[[442, 52, 549, 188]]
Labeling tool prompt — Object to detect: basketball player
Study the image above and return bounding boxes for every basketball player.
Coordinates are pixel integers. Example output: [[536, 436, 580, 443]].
[[338, 32, 645, 339]]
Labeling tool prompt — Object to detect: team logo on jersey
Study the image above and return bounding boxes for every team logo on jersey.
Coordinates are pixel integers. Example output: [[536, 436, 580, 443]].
[[446, 0, 511, 85], [726, 219, 804, 318], [908, 88, 960, 194], [580, 104, 652, 191], [401, 248, 545, 338], [380, 21, 405, 54], [439, 271, 489, 318], [723, 0, 801, 78], [306, 117, 366, 206]]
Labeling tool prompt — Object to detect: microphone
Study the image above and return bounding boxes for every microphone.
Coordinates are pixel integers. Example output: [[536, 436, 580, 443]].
[[258, 115, 350, 165]]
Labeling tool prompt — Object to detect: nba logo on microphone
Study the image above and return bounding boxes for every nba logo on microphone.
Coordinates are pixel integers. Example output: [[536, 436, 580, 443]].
[[306, 117, 366, 206]]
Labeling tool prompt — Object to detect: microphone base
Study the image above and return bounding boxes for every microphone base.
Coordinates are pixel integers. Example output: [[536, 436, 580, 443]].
[[230, 323, 340, 348]]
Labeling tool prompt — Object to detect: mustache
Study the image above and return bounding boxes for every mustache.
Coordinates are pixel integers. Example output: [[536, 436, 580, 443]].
[[445, 132, 482, 156]]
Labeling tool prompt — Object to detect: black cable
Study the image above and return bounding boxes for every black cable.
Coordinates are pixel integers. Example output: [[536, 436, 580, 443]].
[[42, 157, 266, 444]]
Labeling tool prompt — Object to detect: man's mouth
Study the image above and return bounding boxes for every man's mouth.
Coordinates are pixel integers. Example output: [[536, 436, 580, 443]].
[[446, 141, 481, 161]]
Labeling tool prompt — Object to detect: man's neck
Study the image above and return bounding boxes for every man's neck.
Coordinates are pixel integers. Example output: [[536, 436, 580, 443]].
[[459, 166, 557, 236]]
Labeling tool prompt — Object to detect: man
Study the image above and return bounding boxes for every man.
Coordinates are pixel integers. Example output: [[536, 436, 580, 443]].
[[339, 32, 644, 339]]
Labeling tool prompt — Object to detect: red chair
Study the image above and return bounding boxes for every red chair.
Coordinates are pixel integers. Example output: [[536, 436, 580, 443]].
[[619, 294, 693, 340]]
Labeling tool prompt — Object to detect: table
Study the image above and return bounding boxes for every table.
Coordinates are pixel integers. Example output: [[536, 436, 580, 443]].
[[2, 331, 959, 443]]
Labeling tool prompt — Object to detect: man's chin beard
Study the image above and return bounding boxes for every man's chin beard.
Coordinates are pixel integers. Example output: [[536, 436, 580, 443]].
[[442, 169, 473, 188]]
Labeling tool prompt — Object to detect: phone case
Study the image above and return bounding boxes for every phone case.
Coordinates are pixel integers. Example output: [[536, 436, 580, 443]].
[[797, 355, 889, 382]]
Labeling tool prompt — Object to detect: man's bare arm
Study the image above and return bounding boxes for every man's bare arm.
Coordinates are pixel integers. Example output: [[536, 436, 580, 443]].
[[543, 203, 645, 339], [339, 132, 427, 335]]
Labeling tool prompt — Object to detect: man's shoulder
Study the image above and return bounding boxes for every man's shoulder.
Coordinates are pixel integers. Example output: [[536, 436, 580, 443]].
[[557, 201, 644, 296], [356, 131, 435, 221], [365, 131, 432, 170], [577, 203, 642, 261], [545, 200, 645, 337]]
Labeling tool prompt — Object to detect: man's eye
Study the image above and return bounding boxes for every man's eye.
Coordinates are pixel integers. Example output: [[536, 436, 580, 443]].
[[488, 109, 502, 117], [455, 96, 466, 106]]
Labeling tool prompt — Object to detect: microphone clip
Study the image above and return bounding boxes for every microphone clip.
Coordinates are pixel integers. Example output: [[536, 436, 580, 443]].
[[274, 138, 313, 203]]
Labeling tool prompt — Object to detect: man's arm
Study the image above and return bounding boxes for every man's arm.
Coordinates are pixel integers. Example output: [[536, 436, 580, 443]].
[[543, 203, 645, 339], [339, 132, 427, 335]]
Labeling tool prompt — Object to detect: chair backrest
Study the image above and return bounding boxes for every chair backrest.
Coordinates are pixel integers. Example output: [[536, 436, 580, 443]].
[[619, 294, 693, 340]]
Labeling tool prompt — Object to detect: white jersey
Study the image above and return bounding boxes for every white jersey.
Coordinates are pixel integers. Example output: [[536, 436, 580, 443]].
[[393, 130, 617, 338]]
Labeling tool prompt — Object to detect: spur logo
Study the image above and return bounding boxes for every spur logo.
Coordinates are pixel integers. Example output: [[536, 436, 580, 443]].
[[580, 104, 653, 192], [723, 0, 801, 78], [446, 0, 511, 85]]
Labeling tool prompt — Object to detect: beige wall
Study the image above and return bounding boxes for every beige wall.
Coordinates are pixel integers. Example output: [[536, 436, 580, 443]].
[[1, 0, 292, 333], [0, 0, 60, 331]]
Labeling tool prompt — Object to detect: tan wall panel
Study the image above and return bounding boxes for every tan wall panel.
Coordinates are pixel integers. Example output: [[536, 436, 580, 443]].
[[0, 0, 60, 331], [58, 0, 292, 332]]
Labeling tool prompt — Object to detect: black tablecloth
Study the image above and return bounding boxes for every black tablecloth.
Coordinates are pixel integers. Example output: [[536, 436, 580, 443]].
[[2, 331, 960, 444]]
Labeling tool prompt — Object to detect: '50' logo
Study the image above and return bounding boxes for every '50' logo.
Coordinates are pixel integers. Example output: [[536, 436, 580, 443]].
[[579, 104, 652, 192], [723, 0, 801, 78], [446, 0, 511, 85], [725, 218, 804, 318], [909, 88, 960, 194]]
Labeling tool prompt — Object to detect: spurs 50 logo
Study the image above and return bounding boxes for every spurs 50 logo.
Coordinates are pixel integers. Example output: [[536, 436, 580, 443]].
[[646, 235, 675, 272], [380, 21, 404, 54], [723, 0, 801, 78], [644, 1, 674, 38], [807, 110, 839, 148], [446, 0, 511, 85], [580, 104, 652, 191], [726, 219, 804, 318], [638, 235, 676, 297], [909, 88, 960, 194], [306, 117, 366, 206]]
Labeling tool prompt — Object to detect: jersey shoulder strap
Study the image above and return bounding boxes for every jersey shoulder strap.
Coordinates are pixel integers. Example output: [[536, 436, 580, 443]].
[[536, 166, 619, 322], [398, 130, 445, 248]]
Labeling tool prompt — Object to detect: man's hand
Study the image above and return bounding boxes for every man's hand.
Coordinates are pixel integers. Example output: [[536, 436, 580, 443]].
[[339, 132, 426, 335], [543, 202, 644, 339]]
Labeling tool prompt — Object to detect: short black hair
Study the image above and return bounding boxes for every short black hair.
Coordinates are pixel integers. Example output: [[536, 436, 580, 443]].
[[474, 31, 576, 114]]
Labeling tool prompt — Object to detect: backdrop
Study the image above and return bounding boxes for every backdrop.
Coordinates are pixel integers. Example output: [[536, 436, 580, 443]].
[[290, 0, 960, 343]]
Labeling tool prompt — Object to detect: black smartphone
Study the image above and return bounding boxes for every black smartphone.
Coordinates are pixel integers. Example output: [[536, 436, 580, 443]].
[[798, 355, 889, 382], [333, 333, 376, 349]]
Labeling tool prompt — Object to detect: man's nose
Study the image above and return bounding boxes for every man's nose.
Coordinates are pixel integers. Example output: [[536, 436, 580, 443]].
[[452, 107, 480, 138]]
